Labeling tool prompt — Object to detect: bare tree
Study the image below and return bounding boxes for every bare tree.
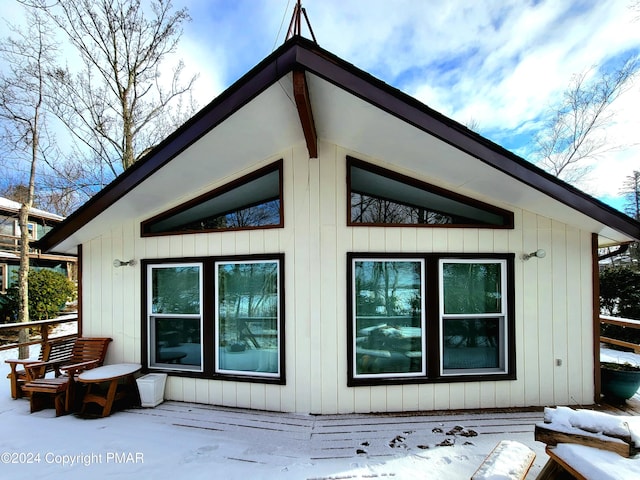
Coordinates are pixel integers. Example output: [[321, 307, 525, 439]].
[[0, 11, 57, 356], [534, 56, 639, 184], [28, 0, 198, 176], [621, 171, 640, 220]]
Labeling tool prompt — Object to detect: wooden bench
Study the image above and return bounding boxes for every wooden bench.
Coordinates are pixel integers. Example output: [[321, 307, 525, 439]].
[[471, 440, 536, 480], [5, 337, 76, 399]]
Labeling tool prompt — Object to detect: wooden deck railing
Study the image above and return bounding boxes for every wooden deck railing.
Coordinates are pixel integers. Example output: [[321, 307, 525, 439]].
[[0, 314, 78, 355], [600, 315, 640, 354], [0, 233, 40, 255]]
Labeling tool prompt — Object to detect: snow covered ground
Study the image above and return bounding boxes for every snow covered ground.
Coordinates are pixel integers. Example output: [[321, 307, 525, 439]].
[[0, 344, 638, 479]]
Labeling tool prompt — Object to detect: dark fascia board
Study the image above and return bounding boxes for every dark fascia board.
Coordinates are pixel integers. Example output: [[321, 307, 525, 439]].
[[39, 36, 640, 252]]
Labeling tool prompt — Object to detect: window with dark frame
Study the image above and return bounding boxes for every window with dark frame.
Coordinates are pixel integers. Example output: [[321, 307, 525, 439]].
[[141, 160, 284, 236], [147, 263, 204, 372], [351, 258, 426, 379], [347, 157, 514, 228], [440, 259, 508, 375], [348, 253, 515, 386], [143, 255, 285, 384], [215, 259, 282, 378]]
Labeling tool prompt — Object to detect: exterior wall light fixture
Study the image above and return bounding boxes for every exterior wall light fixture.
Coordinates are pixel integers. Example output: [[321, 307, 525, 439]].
[[522, 249, 546, 261], [113, 259, 137, 267]]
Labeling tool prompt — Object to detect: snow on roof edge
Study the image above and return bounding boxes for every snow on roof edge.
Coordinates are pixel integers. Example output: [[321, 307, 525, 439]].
[[0, 196, 64, 221]]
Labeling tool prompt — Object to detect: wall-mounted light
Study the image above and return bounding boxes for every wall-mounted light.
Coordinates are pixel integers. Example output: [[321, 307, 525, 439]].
[[113, 259, 137, 268], [522, 249, 546, 261]]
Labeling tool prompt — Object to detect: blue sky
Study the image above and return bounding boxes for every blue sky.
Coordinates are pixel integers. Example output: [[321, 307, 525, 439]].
[[171, 0, 640, 213], [2, 0, 639, 213]]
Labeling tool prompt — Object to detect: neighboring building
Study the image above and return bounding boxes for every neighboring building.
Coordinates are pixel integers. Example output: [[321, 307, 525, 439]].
[[0, 197, 76, 295], [39, 37, 640, 414]]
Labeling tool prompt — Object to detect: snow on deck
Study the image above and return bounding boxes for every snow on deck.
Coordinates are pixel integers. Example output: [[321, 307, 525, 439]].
[[0, 344, 639, 478], [1, 345, 550, 480]]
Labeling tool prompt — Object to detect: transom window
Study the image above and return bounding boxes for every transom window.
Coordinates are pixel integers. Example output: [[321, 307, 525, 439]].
[[347, 157, 513, 228], [144, 255, 285, 383], [348, 253, 514, 385], [142, 161, 283, 236]]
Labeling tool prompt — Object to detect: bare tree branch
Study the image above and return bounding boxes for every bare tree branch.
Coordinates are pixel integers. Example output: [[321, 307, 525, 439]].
[[28, 0, 199, 172], [533, 56, 639, 184]]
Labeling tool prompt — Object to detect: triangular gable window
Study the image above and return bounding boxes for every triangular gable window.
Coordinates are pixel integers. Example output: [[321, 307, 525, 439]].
[[142, 160, 283, 236], [347, 157, 513, 228]]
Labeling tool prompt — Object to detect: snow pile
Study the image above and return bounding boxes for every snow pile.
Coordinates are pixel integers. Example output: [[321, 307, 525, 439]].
[[553, 444, 640, 480], [470, 440, 535, 480], [544, 406, 640, 447]]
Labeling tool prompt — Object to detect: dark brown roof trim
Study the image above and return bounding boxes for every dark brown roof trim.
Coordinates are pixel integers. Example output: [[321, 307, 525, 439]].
[[39, 36, 640, 252]]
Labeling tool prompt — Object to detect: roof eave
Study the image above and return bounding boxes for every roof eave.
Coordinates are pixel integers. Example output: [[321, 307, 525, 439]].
[[39, 36, 640, 252]]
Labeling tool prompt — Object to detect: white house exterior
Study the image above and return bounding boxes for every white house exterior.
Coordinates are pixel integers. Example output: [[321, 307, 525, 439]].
[[39, 37, 640, 414]]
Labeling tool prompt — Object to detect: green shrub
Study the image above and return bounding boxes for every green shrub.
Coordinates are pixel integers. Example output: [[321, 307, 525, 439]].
[[599, 266, 640, 347], [4, 269, 76, 321]]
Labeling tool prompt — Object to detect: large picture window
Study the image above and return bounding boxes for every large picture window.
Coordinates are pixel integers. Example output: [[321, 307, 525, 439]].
[[352, 259, 425, 379], [348, 253, 514, 385], [144, 255, 285, 383], [216, 260, 282, 378]]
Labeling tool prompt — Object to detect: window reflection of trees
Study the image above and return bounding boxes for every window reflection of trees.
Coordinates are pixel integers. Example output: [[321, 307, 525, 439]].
[[180, 199, 281, 231], [442, 262, 503, 370], [218, 262, 279, 351], [351, 192, 454, 225], [355, 261, 423, 375], [152, 266, 200, 314]]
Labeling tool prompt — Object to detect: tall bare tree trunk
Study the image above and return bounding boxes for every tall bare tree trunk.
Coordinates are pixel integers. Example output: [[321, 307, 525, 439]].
[[17, 109, 39, 359], [17, 205, 31, 359]]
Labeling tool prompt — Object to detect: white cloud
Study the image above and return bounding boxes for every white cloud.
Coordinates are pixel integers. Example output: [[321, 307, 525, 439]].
[[4, 0, 637, 209]]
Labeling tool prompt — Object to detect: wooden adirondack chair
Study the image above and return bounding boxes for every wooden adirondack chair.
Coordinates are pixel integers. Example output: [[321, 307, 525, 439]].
[[5, 337, 76, 399], [20, 337, 112, 416]]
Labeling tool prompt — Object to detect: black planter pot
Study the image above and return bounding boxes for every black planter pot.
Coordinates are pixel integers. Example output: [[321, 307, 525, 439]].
[[601, 363, 640, 400]]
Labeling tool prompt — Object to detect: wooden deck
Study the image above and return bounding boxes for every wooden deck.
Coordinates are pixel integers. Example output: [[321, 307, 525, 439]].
[[124, 399, 639, 478], [598, 395, 640, 415], [127, 401, 549, 477]]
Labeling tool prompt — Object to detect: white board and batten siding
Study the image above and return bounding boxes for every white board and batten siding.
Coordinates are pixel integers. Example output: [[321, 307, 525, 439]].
[[81, 140, 595, 414]]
